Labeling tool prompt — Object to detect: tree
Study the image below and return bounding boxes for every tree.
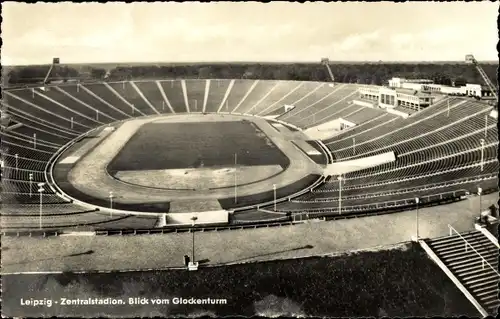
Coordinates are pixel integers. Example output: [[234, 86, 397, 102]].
[[6, 61, 497, 86], [7, 70, 19, 85], [90, 68, 107, 80], [454, 77, 467, 87], [198, 66, 212, 79]]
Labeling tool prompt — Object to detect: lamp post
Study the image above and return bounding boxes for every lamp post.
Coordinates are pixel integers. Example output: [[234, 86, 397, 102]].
[[273, 184, 277, 211], [38, 183, 45, 229], [15, 153, 18, 171], [33, 133, 36, 149], [71, 117, 74, 129], [29, 173, 33, 197], [480, 139, 485, 172], [484, 114, 488, 138], [338, 175, 343, 214], [478, 187, 483, 220], [352, 138, 356, 155], [234, 153, 237, 204], [191, 216, 198, 264], [109, 191, 114, 217], [415, 197, 420, 239]]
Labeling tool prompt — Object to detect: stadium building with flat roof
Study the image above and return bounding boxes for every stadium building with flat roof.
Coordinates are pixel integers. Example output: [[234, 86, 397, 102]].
[[358, 85, 435, 112], [388, 77, 496, 99]]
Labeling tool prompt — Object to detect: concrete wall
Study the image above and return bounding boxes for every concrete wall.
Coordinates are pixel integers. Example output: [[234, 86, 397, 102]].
[[164, 210, 229, 226], [310, 118, 342, 132], [440, 86, 462, 94], [303, 118, 356, 141], [323, 151, 396, 176], [353, 100, 376, 108], [489, 109, 498, 119]]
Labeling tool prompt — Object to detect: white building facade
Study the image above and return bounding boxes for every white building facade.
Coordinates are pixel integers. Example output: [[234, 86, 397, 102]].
[[388, 77, 494, 99], [358, 86, 435, 111], [388, 78, 433, 90]]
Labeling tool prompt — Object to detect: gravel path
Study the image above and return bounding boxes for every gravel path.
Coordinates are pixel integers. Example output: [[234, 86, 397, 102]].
[[1, 193, 496, 274]]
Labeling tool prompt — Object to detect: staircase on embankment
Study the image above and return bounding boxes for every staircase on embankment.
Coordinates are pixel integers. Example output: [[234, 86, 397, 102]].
[[425, 230, 499, 315]]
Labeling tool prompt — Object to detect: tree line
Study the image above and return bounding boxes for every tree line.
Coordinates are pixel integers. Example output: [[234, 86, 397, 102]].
[[5, 62, 498, 88]]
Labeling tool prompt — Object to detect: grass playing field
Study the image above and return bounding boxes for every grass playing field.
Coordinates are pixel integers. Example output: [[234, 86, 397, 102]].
[[1, 243, 478, 317], [107, 120, 290, 172]]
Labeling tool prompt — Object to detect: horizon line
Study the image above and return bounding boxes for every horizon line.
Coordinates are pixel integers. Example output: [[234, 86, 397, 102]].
[[5, 59, 499, 67]]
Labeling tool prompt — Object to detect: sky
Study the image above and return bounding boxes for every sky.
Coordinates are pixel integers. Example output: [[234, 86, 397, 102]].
[[2, 1, 499, 65]]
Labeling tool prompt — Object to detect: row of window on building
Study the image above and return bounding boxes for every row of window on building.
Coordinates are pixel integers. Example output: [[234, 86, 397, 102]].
[[388, 77, 494, 98], [358, 77, 495, 112], [358, 85, 434, 112]]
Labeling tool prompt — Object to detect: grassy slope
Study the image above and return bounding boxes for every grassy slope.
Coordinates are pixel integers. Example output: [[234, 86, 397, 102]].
[[1, 243, 478, 318]]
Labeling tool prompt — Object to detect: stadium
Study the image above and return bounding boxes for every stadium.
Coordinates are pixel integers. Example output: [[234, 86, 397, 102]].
[[2, 55, 497, 225], [2, 56, 499, 316], [1, 2, 499, 318]]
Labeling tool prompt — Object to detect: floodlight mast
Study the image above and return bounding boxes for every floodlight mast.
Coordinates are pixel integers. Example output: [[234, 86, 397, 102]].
[[321, 58, 335, 82], [43, 57, 60, 85], [465, 54, 498, 102]]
